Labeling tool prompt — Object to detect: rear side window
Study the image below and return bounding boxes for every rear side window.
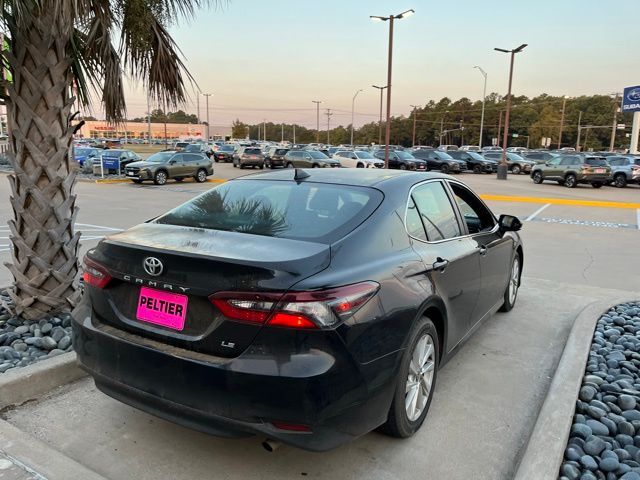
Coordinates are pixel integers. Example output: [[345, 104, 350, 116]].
[[275, 149, 288, 155], [608, 157, 626, 166], [585, 158, 607, 167], [561, 156, 578, 165], [411, 182, 461, 241], [154, 180, 383, 243], [406, 198, 427, 241], [244, 148, 261, 155]]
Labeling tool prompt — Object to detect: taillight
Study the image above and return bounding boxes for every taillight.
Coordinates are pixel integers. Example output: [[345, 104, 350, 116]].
[[581, 164, 590, 170], [82, 256, 112, 289], [209, 282, 379, 329]]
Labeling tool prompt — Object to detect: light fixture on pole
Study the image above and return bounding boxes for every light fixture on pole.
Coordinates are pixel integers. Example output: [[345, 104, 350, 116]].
[[410, 105, 419, 147], [351, 89, 363, 146], [372, 85, 387, 145], [312, 100, 322, 143], [494, 43, 527, 180], [558, 95, 567, 149], [370, 8, 415, 168], [474, 66, 487, 149]]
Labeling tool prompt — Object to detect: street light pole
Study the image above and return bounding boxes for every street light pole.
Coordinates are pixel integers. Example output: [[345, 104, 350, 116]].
[[494, 44, 527, 180], [312, 100, 321, 143], [201, 93, 212, 141], [325, 109, 333, 144], [351, 89, 363, 146], [576, 110, 582, 151], [610, 93, 620, 151], [410, 104, 418, 147], [372, 85, 387, 145], [474, 66, 487, 148], [371, 9, 415, 168], [558, 96, 567, 149]]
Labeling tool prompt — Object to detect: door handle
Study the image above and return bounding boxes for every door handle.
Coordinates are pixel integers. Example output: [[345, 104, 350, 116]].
[[478, 245, 488, 256], [432, 257, 449, 272]]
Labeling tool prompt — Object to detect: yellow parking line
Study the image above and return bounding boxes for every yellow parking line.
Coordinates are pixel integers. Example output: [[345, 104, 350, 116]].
[[480, 194, 640, 210]]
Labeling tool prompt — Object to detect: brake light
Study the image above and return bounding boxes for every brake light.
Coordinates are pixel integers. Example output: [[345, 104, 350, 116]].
[[271, 421, 312, 432], [82, 256, 112, 289], [209, 282, 379, 329]]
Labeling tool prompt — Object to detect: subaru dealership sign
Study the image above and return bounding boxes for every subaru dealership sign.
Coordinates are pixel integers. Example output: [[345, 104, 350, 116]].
[[622, 86, 640, 113]]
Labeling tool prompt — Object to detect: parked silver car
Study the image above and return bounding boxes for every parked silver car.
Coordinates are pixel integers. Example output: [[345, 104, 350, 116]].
[[607, 155, 640, 188]]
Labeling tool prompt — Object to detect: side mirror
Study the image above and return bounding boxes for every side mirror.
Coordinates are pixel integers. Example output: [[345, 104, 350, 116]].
[[498, 214, 522, 232], [169, 160, 176, 165]]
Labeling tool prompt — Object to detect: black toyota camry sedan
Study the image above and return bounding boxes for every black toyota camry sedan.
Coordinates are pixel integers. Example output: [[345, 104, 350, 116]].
[[72, 169, 523, 452]]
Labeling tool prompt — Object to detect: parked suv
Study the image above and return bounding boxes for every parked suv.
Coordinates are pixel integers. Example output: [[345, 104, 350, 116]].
[[606, 155, 640, 188], [334, 150, 384, 168], [530, 154, 611, 188], [482, 152, 535, 174], [125, 151, 213, 185], [233, 147, 265, 169], [264, 147, 290, 169], [183, 143, 213, 158], [283, 149, 341, 168], [448, 150, 496, 173], [213, 145, 235, 163], [411, 149, 465, 173]]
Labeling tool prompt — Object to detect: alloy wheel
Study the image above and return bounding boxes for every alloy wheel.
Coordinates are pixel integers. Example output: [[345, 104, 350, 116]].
[[508, 257, 520, 305], [155, 171, 167, 185], [405, 334, 435, 422], [197, 170, 206, 182]]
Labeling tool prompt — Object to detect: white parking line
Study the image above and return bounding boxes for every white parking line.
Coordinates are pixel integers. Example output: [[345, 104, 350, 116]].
[[76, 223, 123, 231], [525, 203, 551, 222]]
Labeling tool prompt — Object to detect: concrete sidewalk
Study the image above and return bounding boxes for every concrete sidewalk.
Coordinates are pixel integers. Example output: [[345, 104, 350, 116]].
[[1, 277, 637, 480]]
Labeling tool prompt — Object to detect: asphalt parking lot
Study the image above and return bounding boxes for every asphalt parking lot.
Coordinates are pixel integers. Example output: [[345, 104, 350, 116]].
[[0, 167, 639, 479]]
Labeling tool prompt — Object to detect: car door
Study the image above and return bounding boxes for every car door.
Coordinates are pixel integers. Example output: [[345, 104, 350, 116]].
[[542, 157, 562, 178], [445, 181, 513, 320], [408, 180, 483, 347], [168, 153, 187, 176]]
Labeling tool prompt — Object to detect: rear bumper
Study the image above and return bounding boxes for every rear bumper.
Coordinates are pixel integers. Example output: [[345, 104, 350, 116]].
[[71, 305, 394, 451], [577, 174, 612, 183]]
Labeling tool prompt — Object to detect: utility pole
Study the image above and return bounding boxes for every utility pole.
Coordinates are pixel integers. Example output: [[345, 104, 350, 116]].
[[372, 85, 387, 145], [325, 109, 333, 144], [263, 120, 266, 142], [498, 110, 503, 147], [196, 94, 200, 124], [202, 93, 212, 141], [312, 100, 321, 143], [558, 96, 567, 149], [410, 105, 418, 146], [576, 110, 583, 151], [610, 93, 620, 151]]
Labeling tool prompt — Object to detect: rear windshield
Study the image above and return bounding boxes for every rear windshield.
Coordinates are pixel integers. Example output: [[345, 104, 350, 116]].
[[154, 180, 383, 243], [244, 148, 261, 154], [184, 144, 203, 152], [220, 146, 235, 152], [585, 158, 607, 166], [275, 149, 289, 155]]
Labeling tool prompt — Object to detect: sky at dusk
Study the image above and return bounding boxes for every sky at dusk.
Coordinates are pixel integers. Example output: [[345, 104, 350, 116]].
[[111, 0, 639, 129]]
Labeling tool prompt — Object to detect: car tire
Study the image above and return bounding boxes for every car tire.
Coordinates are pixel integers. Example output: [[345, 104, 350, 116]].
[[512, 164, 521, 175], [195, 169, 207, 183], [399, 164, 407, 170], [153, 170, 167, 186], [564, 173, 577, 188], [131, 179, 143, 184], [357, 163, 364, 168], [380, 317, 439, 438], [174, 177, 184, 182], [239, 164, 245, 169], [312, 163, 319, 168], [532, 171, 543, 184], [259, 163, 264, 170], [214, 158, 219, 163], [440, 165, 449, 174], [557, 180, 564, 185], [499, 254, 521, 312], [473, 165, 482, 174], [233, 162, 237, 168], [286, 162, 294, 169], [614, 174, 627, 188], [591, 182, 603, 188]]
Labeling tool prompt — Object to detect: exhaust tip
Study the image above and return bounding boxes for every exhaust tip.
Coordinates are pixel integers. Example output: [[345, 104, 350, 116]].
[[262, 438, 281, 452]]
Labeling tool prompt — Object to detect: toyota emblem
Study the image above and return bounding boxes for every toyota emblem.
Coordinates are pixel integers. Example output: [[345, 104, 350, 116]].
[[143, 257, 163, 276]]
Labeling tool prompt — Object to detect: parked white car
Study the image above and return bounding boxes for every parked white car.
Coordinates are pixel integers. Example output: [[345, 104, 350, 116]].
[[333, 150, 385, 168]]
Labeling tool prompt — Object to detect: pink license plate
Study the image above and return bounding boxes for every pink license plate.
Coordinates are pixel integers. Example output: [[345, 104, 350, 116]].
[[595, 168, 605, 173], [136, 287, 188, 331]]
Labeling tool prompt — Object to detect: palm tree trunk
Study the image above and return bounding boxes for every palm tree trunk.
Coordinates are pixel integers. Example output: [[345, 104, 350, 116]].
[[4, 13, 80, 320]]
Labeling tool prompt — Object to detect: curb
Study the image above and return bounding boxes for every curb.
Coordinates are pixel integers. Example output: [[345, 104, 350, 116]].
[[513, 297, 638, 480], [0, 418, 107, 480], [0, 352, 86, 410]]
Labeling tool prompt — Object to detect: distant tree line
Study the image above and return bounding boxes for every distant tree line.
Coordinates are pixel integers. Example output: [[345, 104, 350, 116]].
[[130, 109, 199, 125], [232, 93, 631, 150]]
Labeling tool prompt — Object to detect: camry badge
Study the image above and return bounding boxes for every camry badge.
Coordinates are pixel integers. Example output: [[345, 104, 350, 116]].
[[143, 257, 163, 277]]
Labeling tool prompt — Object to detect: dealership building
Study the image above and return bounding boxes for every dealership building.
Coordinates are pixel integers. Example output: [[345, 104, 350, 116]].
[[75, 120, 232, 141]]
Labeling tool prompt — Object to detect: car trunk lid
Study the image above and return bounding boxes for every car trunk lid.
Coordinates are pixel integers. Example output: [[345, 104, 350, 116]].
[[86, 223, 330, 358]]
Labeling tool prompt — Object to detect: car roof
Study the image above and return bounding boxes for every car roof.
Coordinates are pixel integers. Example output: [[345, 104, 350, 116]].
[[232, 168, 451, 188]]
